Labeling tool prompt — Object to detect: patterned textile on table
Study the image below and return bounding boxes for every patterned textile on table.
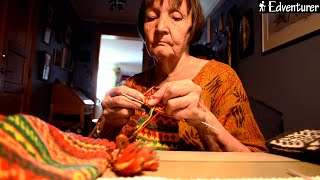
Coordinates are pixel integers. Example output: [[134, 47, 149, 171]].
[[0, 114, 115, 180], [266, 129, 320, 165], [118, 60, 267, 152]]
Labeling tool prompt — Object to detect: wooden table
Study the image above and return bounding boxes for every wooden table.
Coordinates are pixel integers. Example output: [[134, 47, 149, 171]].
[[100, 151, 320, 179]]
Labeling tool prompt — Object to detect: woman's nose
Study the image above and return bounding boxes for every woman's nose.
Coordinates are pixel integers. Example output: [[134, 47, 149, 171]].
[[156, 15, 169, 33]]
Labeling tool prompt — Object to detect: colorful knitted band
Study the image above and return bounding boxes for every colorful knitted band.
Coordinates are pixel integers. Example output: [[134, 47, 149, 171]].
[[0, 114, 115, 180]]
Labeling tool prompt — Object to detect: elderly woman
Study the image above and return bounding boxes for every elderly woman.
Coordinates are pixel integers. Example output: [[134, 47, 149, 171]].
[[93, 0, 267, 152]]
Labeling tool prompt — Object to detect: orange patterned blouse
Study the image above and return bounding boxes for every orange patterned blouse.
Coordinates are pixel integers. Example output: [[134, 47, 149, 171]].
[[121, 60, 267, 152]]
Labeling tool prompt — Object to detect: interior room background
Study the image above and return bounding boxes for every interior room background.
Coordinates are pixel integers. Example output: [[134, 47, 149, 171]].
[[8, 0, 319, 134]]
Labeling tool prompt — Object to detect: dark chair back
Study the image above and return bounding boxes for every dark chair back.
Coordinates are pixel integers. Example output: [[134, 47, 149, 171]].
[[249, 96, 284, 141]]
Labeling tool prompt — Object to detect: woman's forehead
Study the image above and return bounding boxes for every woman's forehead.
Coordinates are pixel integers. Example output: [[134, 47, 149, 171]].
[[147, 0, 184, 9]]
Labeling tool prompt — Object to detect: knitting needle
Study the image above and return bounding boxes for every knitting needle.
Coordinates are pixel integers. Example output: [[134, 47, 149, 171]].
[[121, 93, 218, 131], [121, 86, 154, 105], [129, 107, 160, 141], [144, 86, 154, 94], [200, 121, 218, 131], [121, 93, 144, 105]]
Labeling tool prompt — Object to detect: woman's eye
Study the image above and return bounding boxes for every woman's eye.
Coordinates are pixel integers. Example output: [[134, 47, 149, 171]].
[[172, 16, 183, 21], [171, 12, 183, 21], [146, 16, 157, 22], [145, 12, 157, 22]]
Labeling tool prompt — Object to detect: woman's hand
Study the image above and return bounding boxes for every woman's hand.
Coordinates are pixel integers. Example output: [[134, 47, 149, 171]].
[[101, 86, 145, 128], [147, 80, 251, 152], [147, 79, 209, 128]]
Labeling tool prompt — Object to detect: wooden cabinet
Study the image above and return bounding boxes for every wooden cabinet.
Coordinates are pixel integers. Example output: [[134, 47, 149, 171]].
[[48, 83, 94, 134], [0, 0, 37, 115]]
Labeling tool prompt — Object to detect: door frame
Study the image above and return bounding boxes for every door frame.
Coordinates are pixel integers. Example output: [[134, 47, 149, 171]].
[[91, 30, 141, 118], [24, 0, 40, 113]]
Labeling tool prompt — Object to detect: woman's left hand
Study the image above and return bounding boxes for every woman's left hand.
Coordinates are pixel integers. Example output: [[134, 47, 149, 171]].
[[147, 79, 209, 127]]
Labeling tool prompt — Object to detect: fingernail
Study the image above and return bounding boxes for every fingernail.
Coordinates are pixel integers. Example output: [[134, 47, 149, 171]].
[[147, 98, 156, 105]]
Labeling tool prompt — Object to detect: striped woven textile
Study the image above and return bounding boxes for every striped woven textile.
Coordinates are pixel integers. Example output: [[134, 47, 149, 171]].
[[0, 114, 116, 180]]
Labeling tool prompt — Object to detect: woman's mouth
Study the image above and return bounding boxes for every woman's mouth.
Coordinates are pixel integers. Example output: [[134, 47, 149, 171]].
[[156, 41, 170, 46]]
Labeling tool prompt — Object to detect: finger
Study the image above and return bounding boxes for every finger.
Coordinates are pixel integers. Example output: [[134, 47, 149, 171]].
[[164, 96, 190, 115], [103, 107, 134, 127], [103, 86, 145, 109], [102, 94, 142, 110], [148, 80, 202, 106], [146, 84, 168, 106], [170, 108, 187, 120], [171, 108, 202, 121], [172, 100, 209, 127], [103, 116, 130, 127], [109, 86, 145, 101], [165, 92, 200, 116], [147, 81, 186, 106], [103, 107, 135, 119]]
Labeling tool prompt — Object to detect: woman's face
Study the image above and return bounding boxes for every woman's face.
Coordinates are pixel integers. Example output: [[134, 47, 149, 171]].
[[144, 0, 192, 60]]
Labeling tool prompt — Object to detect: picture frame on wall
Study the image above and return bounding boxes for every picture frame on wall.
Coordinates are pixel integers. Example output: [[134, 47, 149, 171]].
[[64, 25, 72, 46], [61, 47, 73, 72], [239, 8, 254, 59], [226, 12, 234, 67], [209, 14, 229, 66], [42, 53, 51, 80], [53, 48, 62, 67], [262, 13, 320, 54], [47, 4, 54, 26], [43, 26, 52, 45]]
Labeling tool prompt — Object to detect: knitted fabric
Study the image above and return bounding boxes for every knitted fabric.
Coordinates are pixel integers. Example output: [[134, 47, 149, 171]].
[[0, 114, 116, 180]]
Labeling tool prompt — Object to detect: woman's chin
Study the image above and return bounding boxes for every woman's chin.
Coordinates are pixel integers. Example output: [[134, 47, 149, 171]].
[[151, 50, 175, 60]]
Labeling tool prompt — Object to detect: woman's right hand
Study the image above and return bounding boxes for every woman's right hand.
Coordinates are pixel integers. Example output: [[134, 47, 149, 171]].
[[101, 86, 145, 128]]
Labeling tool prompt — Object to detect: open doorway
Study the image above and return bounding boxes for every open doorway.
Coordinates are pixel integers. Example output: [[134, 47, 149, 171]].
[[94, 35, 144, 119]]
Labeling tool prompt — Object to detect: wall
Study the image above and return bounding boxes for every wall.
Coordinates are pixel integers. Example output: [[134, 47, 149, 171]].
[[200, 0, 225, 17], [29, 0, 139, 120], [30, 0, 79, 120], [238, 23, 320, 131], [207, 0, 320, 131]]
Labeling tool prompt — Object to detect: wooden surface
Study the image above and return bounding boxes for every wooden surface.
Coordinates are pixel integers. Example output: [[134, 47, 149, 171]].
[[48, 83, 94, 129], [101, 151, 320, 179]]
